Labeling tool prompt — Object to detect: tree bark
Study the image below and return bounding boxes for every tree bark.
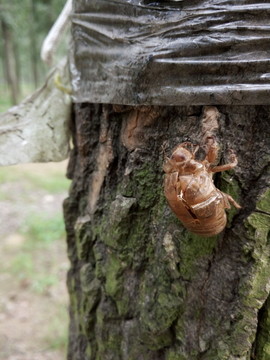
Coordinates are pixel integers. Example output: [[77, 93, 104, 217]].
[[64, 104, 270, 360]]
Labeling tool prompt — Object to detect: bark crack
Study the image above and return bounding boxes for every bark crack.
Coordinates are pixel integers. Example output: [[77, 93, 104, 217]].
[[250, 294, 270, 360]]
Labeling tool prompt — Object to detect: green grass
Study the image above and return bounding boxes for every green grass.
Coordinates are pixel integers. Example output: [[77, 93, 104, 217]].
[[43, 304, 69, 351], [1, 211, 68, 353], [2, 213, 66, 294], [8, 253, 59, 295], [21, 213, 66, 248], [0, 167, 70, 194], [10, 252, 34, 278], [25, 172, 71, 193], [31, 274, 59, 293], [0, 159, 69, 356]]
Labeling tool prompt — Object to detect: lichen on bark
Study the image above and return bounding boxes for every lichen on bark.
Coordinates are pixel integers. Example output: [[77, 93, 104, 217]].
[[64, 104, 270, 360]]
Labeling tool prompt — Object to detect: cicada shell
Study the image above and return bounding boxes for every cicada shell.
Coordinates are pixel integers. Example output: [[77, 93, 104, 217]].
[[163, 141, 241, 236]]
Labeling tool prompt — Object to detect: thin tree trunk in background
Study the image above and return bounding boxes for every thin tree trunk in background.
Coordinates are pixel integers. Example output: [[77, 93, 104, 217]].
[[64, 104, 270, 360], [48, 0, 55, 25], [13, 40, 21, 100], [0, 33, 7, 87], [1, 19, 19, 105], [29, 0, 39, 87]]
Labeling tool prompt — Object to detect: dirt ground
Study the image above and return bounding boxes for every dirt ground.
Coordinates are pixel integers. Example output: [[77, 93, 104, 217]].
[[0, 161, 70, 360]]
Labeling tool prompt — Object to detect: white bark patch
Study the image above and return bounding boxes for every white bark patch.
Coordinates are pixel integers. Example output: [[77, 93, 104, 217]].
[[87, 142, 113, 215], [163, 232, 179, 271], [109, 195, 137, 226], [201, 105, 220, 141], [120, 107, 160, 151], [87, 109, 114, 215], [0, 60, 71, 166]]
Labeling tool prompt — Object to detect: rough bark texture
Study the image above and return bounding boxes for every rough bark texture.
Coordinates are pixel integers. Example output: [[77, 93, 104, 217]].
[[64, 104, 270, 360]]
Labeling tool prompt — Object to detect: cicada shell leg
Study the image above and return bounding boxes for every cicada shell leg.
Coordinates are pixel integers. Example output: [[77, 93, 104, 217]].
[[211, 150, 238, 173], [180, 142, 199, 158], [221, 191, 241, 209], [203, 136, 219, 164]]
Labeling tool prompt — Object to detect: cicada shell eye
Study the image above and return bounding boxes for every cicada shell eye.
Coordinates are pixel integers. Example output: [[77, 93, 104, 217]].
[[171, 147, 192, 163]]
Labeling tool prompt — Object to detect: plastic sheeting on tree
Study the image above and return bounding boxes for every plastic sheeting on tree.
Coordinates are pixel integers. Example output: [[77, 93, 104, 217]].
[[71, 0, 270, 105], [0, 59, 71, 166]]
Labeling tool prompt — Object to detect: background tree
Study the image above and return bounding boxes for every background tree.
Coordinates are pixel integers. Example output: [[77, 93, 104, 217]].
[[0, 0, 67, 109], [1, 10, 19, 104]]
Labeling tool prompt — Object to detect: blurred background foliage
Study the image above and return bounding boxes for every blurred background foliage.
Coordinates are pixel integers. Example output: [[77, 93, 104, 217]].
[[0, 2, 70, 358], [0, 0, 69, 112]]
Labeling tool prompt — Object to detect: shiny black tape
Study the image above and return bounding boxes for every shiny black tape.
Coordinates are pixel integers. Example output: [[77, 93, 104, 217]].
[[71, 0, 270, 105]]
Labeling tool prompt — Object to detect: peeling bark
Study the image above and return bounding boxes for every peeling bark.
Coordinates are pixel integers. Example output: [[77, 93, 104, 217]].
[[64, 104, 270, 360]]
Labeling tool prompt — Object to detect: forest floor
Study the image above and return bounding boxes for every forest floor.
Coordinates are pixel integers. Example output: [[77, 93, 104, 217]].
[[0, 161, 70, 360]]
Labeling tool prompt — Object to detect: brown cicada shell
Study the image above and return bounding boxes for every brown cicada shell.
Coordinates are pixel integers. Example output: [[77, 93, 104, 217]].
[[163, 139, 241, 236]]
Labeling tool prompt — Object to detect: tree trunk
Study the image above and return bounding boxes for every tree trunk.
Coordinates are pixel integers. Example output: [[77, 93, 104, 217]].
[[29, 0, 39, 87], [64, 104, 270, 360], [1, 19, 19, 105]]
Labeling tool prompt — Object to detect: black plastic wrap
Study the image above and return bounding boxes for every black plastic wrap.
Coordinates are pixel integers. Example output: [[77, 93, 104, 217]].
[[71, 0, 270, 105]]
